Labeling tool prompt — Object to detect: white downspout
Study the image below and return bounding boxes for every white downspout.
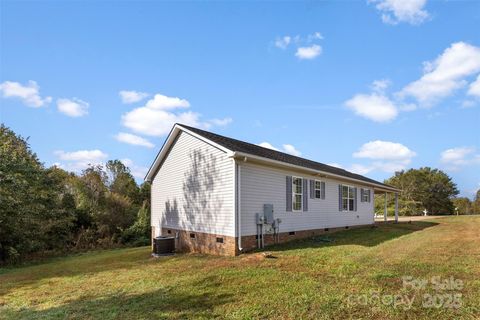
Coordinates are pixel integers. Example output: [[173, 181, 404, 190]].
[[237, 163, 243, 252]]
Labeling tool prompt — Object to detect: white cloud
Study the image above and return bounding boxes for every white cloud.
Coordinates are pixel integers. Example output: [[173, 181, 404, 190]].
[[400, 42, 480, 106], [353, 140, 416, 160], [461, 100, 477, 108], [369, 0, 430, 25], [399, 103, 417, 111], [468, 75, 480, 97], [282, 144, 302, 156], [295, 45, 322, 60], [115, 132, 155, 148], [121, 93, 230, 136], [440, 147, 479, 170], [145, 93, 190, 110], [55, 149, 108, 162], [57, 98, 89, 117], [119, 90, 149, 104], [258, 142, 279, 151], [120, 158, 149, 180], [330, 161, 410, 175], [258, 142, 302, 156], [371, 79, 391, 93], [123, 107, 201, 136], [207, 118, 233, 127], [307, 32, 323, 41], [348, 164, 374, 175], [54, 149, 108, 172], [274, 33, 324, 60], [350, 140, 416, 174], [0, 80, 52, 107], [275, 36, 292, 49], [345, 93, 398, 122], [372, 160, 412, 173], [349, 160, 411, 175]]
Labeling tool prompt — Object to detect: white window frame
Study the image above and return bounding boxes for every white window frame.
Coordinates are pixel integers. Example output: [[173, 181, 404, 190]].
[[342, 185, 355, 212], [292, 176, 303, 212], [314, 180, 322, 199], [362, 189, 370, 202]]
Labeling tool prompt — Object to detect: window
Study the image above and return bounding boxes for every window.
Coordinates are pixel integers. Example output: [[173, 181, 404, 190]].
[[342, 185, 355, 211], [190, 233, 196, 239], [314, 180, 322, 199], [216, 237, 224, 243], [362, 189, 370, 202], [292, 177, 303, 211]]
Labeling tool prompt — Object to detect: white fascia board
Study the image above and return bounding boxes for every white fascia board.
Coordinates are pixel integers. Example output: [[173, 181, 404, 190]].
[[144, 125, 181, 181]]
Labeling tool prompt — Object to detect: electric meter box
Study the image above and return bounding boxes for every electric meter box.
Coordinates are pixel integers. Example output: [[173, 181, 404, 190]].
[[263, 204, 274, 224]]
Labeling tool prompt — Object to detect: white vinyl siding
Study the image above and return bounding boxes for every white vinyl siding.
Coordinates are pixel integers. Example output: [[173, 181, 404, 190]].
[[239, 162, 374, 236], [151, 131, 235, 236]]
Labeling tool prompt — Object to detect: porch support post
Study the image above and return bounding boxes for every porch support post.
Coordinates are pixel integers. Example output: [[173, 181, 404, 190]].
[[394, 193, 399, 223], [384, 192, 388, 222]]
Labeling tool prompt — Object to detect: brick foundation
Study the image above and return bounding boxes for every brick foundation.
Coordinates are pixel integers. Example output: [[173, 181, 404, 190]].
[[160, 228, 237, 256], [239, 224, 368, 252], [152, 224, 371, 256]]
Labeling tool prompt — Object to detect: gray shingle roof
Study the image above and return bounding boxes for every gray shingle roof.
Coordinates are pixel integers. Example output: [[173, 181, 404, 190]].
[[179, 124, 395, 189]]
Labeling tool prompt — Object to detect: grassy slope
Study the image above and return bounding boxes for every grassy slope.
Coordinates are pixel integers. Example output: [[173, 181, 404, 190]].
[[1, 216, 479, 320]]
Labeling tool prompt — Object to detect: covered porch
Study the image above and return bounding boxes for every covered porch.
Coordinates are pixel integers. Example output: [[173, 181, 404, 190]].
[[373, 186, 401, 223]]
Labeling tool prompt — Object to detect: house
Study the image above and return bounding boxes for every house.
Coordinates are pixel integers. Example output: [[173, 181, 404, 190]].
[[145, 124, 400, 256]]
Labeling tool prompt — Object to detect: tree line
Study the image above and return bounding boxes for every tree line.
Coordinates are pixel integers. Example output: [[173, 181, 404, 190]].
[[1, 125, 151, 264], [374, 167, 480, 216]]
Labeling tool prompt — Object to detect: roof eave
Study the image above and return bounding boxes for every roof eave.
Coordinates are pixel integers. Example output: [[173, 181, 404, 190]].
[[230, 151, 401, 193], [144, 125, 182, 182]]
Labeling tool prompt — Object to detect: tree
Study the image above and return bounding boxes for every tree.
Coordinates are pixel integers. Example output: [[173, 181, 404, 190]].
[[1, 125, 152, 263], [452, 197, 472, 215], [382, 167, 459, 215], [473, 190, 480, 215], [106, 160, 139, 203], [0, 125, 75, 262]]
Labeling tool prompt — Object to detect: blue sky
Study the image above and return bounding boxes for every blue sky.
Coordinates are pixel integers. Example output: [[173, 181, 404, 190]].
[[1, 1, 479, 198]]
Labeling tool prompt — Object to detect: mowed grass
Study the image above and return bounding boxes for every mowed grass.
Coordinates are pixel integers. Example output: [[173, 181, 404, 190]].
[[1, 217, 479, 319]]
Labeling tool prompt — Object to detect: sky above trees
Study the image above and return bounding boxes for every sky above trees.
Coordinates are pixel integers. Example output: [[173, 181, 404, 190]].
[[0, 1, 479, 197]]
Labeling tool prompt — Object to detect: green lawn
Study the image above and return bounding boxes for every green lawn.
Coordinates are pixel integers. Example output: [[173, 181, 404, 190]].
[[1, 216, 479, 319]]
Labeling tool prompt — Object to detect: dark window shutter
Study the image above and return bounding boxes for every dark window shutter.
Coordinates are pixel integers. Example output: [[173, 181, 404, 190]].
[[354, 187, 358, 211], [321, 181, 326, 199], [303, 179, 308, 211], [338, 184, 342, 211], [286, 176, 292, 212], [360, 188, 364, 202], [310, 179, 315, 199], [368, 189, 371, 202]]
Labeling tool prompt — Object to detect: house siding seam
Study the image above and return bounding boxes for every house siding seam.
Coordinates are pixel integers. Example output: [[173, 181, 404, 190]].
[[151, 131, 235, 237]]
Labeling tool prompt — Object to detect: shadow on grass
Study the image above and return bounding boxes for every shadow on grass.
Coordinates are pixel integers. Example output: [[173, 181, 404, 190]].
[[1, 275, 232, 320], [264, 221, 439, 253]]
